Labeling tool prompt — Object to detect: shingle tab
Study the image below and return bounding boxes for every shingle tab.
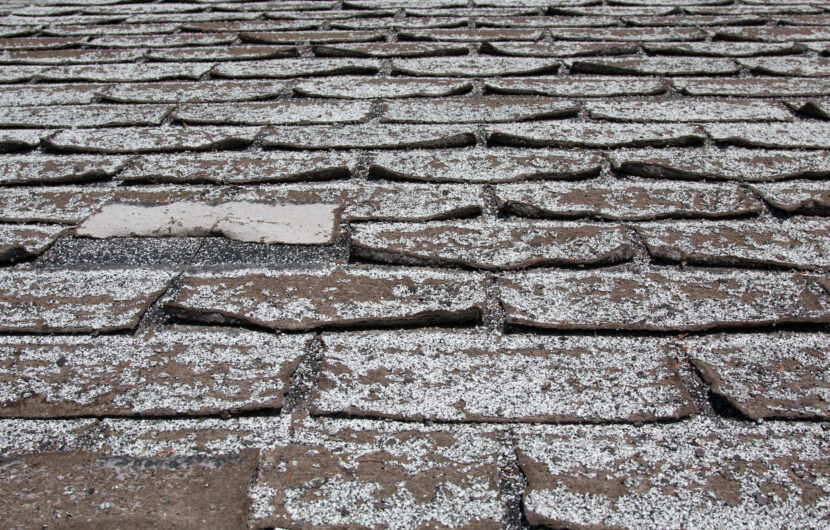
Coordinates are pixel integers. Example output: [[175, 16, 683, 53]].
[[312, 42, 469, 57], [498, 267, 830, 331], [705, 122, 830, 149], [212, 58, 380, 78], [294, 76, 473, 98], [0, 83, 103, 106], [489, 121, 705, 148], [0, 224, 65, 264], [738, 57, 830, 77], [313, 330, 695, 422], [172, 101, 371, 125], [382, 98, 579, 123], [608, 148, 830, 181], [352, 219, 634, 269], [570, 56, 740, 75], [518, 418, 830, 528], [167, 266, 486, 331], [121, 151, 355, 184], [0, 330, 307, 416], [369, 148, 601, 183], [485, 76, 665, 97], [392, 56, 559, 76], [587, 99, 792, 122], [749, 181, 830, 216], [0, 269, 176, 333], [45, 126, 261, 153], [480, 41, 637, 57], [0, 154, 129, 185], [262, 123, 475, 149], [673, 77, 830, 97], [636, 218, 830, 270], [496, 178, 763, 220], [0, 104, 170, 128], [98, 80, 287, 103]]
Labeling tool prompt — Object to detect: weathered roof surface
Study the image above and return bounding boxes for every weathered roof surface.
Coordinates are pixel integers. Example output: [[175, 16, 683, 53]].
[[1, 0, 829, 528]]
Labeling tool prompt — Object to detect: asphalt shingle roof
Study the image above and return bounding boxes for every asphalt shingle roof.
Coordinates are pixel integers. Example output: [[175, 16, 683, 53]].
[[0, 0, 829, 528]]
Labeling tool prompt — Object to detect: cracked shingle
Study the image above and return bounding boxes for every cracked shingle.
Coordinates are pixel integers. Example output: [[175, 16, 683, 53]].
[[0, 224, 65, 264]]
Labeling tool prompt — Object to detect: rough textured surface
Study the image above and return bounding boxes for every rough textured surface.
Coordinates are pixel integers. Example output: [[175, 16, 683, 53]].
[[392, 56, 559, 76], [705, 122, 830, 149], [485, 76, 666, 97], [0, 269, 175, 333], [0, 154, 128, 185], [313, 330, 695, 422], [518, 418, 830, 529], [382, 98, 578, 123], [496, 178, 763, 220], [0, 450, 259, 529], [46, 126, 262, 153], [0, 329, 306, 417], [352, 219, 635, 269], [167, 266, 486, 331], [294, 76, 472, 98], [588, 99, 792, 122], [76, 201, 341, 244], [498, 267, 830, 331]]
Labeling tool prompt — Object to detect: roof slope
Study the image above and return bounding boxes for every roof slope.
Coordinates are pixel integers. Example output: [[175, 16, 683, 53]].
[[0, 0, 829, 528]]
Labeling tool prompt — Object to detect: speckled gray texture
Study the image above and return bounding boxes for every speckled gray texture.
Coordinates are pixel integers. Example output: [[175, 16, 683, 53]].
[[518, 417, 830, 529], [570, 56, 740, 75], [0, 329, 307, 417], [167, 265, 486, 331], [642, 41, 806, 57], [787, 99, 830, 120], [370, 148, 601, 183], [481, 41, 637, 57], [382, 98, 578, 123], [738, 57, 830, 77], [352, 219, 635, 269], [313, 330, 695, 422], [687, 332, 830, 420], [0, 104, 171, 128], [636, 218, 830, 270], [495, 178, 763, 220], [0, 128, 49, 151], [99, 80, 288, 104], [38, 62, 213, 82], [498, 266, 830, 331], [674, 77, 830, 96], [312, 42, 469, 58], [0, 268, 176, 333]]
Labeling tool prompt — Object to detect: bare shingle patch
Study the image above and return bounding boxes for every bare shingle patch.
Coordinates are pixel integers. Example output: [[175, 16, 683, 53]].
[[313, 330, 695, 422], [76, 202, 340, 245]]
